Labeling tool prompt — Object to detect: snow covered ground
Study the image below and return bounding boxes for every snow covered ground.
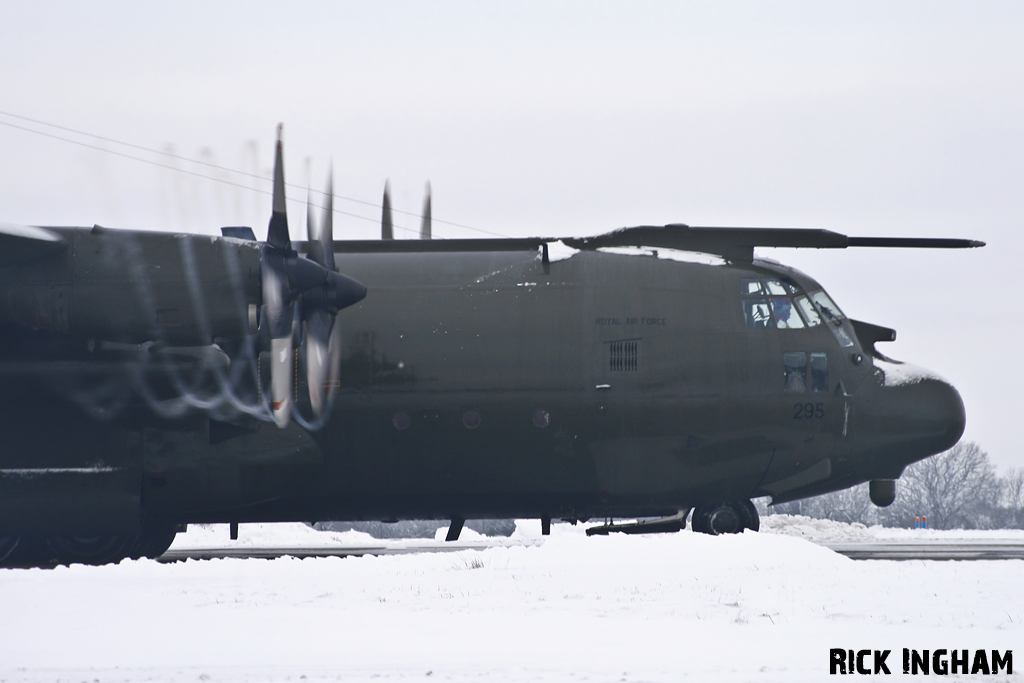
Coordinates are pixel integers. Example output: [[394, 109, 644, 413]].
[[1, 517, 1021, 682]]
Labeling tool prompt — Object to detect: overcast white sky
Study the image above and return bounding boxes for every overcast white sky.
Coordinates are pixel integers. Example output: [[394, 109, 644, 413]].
[[1, 2, 1021, 467]]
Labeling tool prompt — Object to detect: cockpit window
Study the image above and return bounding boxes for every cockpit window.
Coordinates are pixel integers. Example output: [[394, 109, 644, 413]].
[[741, 278, 765, 296], [742, 277, 806, 330], [794, 295, 822, 327], [770, 298, 805, 329], [809, 290, 855, 347], [743, 299, 771, 329], [764, 279, 797, 296], [810, 290, 845, 322]]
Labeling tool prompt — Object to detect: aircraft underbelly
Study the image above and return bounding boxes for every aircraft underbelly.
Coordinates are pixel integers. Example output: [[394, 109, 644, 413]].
[[0, 388, 142, 535], [588, 435, 772, 500]]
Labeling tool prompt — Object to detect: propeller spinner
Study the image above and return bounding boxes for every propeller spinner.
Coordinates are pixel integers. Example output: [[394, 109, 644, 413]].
[[260, 126, 366, 427]]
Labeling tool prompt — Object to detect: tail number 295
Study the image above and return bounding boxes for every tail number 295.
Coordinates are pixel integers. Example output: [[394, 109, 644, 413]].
[[793, 402, 824, 419]]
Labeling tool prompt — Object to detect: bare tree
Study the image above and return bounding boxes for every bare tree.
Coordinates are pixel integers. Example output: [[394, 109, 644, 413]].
[[763, 443, 1024, 529], [764, 483, 880, 525], [997, 467, 1024, 529], [797, 483, 877, 525], [882, 442, 1000, 529], [1002, 467, 1024, 510]]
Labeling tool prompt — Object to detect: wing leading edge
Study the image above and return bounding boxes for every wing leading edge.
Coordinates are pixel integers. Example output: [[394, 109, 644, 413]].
[[286, 223, 984, 261]]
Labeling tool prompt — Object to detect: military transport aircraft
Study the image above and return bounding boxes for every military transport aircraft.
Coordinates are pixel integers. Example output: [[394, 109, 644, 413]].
[[0, 127, 980, 566]]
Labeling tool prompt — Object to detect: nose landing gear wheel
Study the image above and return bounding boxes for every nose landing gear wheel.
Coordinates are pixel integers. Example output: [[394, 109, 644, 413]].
[[691, 499, 760, 535], [737, 499, 759, 531]]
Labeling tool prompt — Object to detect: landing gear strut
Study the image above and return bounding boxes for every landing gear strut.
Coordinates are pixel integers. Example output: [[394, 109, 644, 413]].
[[690, 500, 759, 535]]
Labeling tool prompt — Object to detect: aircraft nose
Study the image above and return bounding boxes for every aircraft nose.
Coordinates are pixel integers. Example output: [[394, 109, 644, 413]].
[[856, 366, 966, 467]]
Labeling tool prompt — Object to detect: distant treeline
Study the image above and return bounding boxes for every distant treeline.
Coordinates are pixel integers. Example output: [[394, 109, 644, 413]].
[[769, 442, 1024, 530]]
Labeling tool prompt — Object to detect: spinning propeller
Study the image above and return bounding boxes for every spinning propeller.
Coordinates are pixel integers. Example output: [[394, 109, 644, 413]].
[[260, 126, 366, 427], [379, 181, 432, 240]]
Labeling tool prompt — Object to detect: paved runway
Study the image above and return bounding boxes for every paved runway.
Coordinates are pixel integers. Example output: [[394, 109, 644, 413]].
[[825, 541, 1024, 561], [159, 540, 517, 562], [160, 539, 1024, 562]]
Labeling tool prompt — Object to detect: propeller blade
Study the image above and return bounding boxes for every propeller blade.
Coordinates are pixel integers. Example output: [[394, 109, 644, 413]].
[[305, 187, 325, 268], [305, 169, 346, 418], [270, 336, 293, 427], [304, 309, 333, 417], [259, 130, 365, 428], [420, 182, 431, 240], [267, 124, 290, 251], [305, 188, 314, 238], [306, 169, 336, 271], [262, 123, 297, 428], [381, 181, 393, 240], [321, 168, 336, 271]]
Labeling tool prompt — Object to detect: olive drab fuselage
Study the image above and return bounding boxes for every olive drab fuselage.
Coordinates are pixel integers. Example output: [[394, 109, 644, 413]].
[[0, 227, 965, 535]]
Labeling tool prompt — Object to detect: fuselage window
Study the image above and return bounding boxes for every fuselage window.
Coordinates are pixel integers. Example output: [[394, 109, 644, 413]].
[[809, 352, 828, 392], [770, 298, 805, 329], [784, 352, 807, 392], [794, 295, 822, 327], [743, 299, 771, 329]]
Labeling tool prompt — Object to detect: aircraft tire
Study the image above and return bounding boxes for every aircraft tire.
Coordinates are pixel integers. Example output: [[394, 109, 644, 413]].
[[735, 499, 760, 532], [690, 507, 710, 534], [1, 536, 52, 567], [127, 525, 178, 560], [0, 536, 18, 565], [692, 501, 759, 535], [47, 534, 131, 566], [692, 504, 743, 534]]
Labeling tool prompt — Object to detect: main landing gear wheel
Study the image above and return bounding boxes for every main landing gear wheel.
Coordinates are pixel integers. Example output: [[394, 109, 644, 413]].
[[127, 525, 178, 560], [691, 500, 759, 535], [0, 536, 18, 564], [47, 535, 131, 566]]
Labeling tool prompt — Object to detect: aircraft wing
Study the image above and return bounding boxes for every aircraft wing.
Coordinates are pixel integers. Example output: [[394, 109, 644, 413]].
[[289, 224, 983, 262], [291, 237, 550, 254], [562, 224, 984, 261]]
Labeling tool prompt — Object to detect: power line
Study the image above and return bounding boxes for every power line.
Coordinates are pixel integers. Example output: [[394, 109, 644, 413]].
[[0, 117, 406, 233], [0, 109, 508, 239]]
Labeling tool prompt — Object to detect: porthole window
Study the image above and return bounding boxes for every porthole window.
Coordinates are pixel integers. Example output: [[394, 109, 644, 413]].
[[392, 412, 411, 430], [463, 410, 481, 429], [533, 409, 551, 428]]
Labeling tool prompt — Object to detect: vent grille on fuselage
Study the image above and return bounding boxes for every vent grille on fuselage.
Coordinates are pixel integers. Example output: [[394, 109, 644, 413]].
[[608, 340, 639, 372]]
